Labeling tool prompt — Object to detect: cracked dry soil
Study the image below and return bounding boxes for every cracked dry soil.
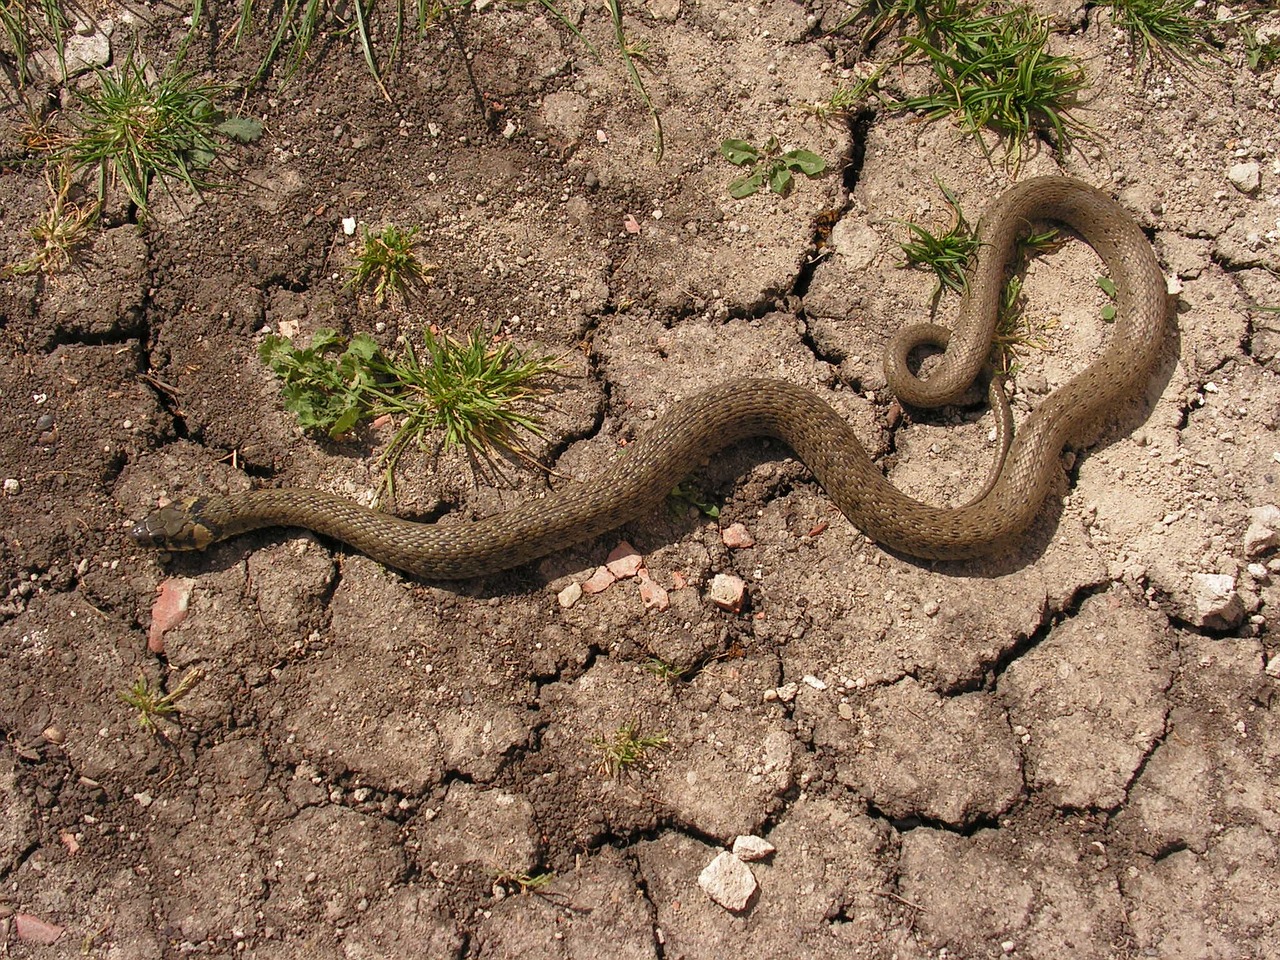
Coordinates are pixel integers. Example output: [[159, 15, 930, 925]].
[[3, 1, 1280, 957]]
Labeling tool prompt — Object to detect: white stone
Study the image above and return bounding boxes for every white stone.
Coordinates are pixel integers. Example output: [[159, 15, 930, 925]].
[[1244, 505, 1280, 557], [342, 217, 358, 236], [36, 30, 110, 77], [556, 582, 582, 609], [829, 220, 881, 270], [1227, 161, 1261, 195], [698, 851, 757, 911], [1191, 573, 1244, 630], [732, 835, 776, 862]]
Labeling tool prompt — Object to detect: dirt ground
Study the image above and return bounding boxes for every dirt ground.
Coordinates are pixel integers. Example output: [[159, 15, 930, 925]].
[[2, 0, 1279, 957]]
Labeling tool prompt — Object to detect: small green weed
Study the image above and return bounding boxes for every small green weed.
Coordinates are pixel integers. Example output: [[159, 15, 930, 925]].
[[3, 164, 99, 277], [896, 6, 1088, 164], [347, 225, 434, 305], [643, 657, 695, 683], [119, 667, 205, 735], [259, 328, 381, 440], [605, 0, 664, 160], [993, 274, 1059, 374], [667, 481, 720, 519], [721, 137, 827, 198], [590, 720, 669, 777], [63, 54, 229, 211], [896, 182, 979, 295], [370, 325, 562, 492], [1096, 276, 1119, 322], [493, 869, 555, 895], [1242, 18, 1280, 73], [259, 325, 562, 499], [856, 0, 934, 43], [232, 0, 403, 92], [802, 69, 884, 122], [1099, 0, 1215, 66]]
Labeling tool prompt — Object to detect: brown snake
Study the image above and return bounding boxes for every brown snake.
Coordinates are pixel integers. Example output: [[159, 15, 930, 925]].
[[131, 177, 1168, 579]]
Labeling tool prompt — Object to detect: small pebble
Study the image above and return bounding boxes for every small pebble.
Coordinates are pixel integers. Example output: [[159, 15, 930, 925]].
[[708, 573, 746, 612], [637, 572, 669, 611], [1191, 573, 1244, 630], [1227, 161, 1261, 195], [732, 835, 776, 862], [557, 582, 582, 609], [581, 566, 616, 595], [605, 541, 644, 578]]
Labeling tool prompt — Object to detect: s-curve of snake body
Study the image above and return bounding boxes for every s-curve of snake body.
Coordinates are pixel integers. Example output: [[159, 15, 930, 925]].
[[131, 177, 1169, 580]]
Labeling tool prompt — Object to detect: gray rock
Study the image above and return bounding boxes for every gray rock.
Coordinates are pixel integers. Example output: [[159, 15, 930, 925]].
[[698, 851, 757, 912]]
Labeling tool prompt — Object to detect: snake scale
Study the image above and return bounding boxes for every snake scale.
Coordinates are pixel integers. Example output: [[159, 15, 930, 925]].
[[131, 177, 1168, 579]]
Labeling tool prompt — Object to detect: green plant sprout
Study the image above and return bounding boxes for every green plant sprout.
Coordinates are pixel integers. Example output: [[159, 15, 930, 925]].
[[721, 137, 827, 199], [1241, 17, 1280, 73], [1098, 0, 1216, 66], [1096, 276, 1119, 322], [896, 182, 979, 295], [590, 720, 669, 777], [119, 667, 206, 734], [667, 481, 720, 519], [642, 657, 695, 683], [347, 225, 435, 305], [895, 5, 1088, 165], [493, 869, 555, 895]]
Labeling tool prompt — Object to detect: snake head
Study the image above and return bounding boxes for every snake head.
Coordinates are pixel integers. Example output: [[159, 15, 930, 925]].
[[130, 497, 220, 551]]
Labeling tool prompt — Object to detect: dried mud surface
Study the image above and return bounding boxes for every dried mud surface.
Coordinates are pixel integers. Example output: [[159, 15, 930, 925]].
[[2, 1, 1279, 958]]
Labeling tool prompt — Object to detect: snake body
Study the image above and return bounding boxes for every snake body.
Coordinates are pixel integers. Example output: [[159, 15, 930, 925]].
[[131, 177, 1167, 579]]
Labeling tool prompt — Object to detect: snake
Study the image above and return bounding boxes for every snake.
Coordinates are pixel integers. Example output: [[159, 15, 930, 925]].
[[130, 177, 1168, 579]]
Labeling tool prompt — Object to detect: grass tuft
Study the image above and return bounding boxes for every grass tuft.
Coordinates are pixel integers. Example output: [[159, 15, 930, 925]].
[[896, 182, 979, 295], [0, 0, 67, 86], [896, 5, 1088, 164], [370, 325, 562, 492], [3, 164, 100, 277], [589, 719, 669, 777], [1099, 0, 1216, 66], [347, 225, 435, 305], [259, 325, 562, 501], [63, 53, 226, 212]]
